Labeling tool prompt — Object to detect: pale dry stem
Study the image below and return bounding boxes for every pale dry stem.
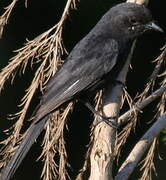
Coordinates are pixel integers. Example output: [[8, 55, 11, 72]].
[[115, 113, 166, 180], [0, 0, 18, 37], [138, 45, 166, 102], [139, 138, 158, 180], [137, 46, 166, 161], [155, 70, 166, 119], [116, 83, 166, 163], [76, 91, 103, 180], [116, 45, 166, 167], [39, 102, 73, 180], [116, 114, 137, 159], [0, 0, 78, 179], [118, 84, 166, 125]]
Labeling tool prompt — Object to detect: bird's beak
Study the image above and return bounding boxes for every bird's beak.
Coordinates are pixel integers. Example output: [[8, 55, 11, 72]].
[[145, 22, 164, 33]]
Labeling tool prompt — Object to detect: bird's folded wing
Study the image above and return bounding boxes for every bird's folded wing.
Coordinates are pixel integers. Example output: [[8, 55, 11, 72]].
[[36, 38, 119, 120]]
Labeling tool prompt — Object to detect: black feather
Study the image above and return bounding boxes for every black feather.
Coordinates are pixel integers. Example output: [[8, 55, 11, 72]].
[[0, 3, 155, 180]]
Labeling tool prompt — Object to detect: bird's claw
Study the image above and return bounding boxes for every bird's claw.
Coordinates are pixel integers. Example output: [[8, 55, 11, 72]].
[[113, 80, 125, 87], [97, 115, 119, 129], [103, 116, 119, 129]]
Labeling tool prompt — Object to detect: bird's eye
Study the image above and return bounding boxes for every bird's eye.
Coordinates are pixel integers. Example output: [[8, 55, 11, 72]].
[[130, 18, 137, 24]]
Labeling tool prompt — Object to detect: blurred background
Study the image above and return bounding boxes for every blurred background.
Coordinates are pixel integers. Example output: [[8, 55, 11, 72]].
[[0, 0, 165, 179]]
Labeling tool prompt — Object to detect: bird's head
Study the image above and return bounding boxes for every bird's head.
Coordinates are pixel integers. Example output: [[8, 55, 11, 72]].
[[107, 3, 163, 40]]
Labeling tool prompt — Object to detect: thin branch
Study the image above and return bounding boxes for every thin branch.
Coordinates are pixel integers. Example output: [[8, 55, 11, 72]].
[[116, 45, 166, 159], [39, 103, 73, 180], [139, 137, 158, 180], [115, 113, 166, 180], [118, 84, 166, 125], [0, 0, 78, 177], [116, 114, 137, 159], [155, 65, 166, 119], [88, 40, 136, 180], [0, 0, 18, 38], [138, 45, 166, 102]]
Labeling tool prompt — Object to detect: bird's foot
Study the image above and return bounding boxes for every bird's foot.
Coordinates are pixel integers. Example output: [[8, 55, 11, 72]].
[[97, 115, 119, 129], [80, 100, 119, 129], [113, 80, 125, 87]]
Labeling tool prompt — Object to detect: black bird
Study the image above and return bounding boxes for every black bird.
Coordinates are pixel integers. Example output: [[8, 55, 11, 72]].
[[0, 2, 163, 180]]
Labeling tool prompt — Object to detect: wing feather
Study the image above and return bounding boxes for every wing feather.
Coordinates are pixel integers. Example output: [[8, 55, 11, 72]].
[[36, 38, 118, 119]]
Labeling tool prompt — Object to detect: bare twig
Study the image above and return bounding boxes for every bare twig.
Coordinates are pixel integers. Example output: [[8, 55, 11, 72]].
[[155, 65, 166, 119], [0, 0, 18, 38], [116, 84, 166, 161], [118, 84, 166, 125], [116, 47, 166, 159], [88, 39, 136, 180], [156, 89, 166, 118], [139, 137, 158, 180], [115, 113, 166, 180], [0, 1, 78, 178], [39, 102, 73, 180], [138, 45, 166, 102]]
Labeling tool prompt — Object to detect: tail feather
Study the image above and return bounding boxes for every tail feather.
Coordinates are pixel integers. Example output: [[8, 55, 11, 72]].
[[0, 115, 49, 180]]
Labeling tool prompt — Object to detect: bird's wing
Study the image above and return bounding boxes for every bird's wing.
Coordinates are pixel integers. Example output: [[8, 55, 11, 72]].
[[36, 37, 119, 120], [0, 38, 118, 180]]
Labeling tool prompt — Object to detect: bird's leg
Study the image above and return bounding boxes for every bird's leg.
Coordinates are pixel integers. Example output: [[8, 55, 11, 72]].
[[80, 100, 118, 128], [113, 79, 125, 87]]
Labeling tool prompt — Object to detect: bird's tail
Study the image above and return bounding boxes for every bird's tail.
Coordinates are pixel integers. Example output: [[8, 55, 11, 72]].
[[0, 115, 49, 180]]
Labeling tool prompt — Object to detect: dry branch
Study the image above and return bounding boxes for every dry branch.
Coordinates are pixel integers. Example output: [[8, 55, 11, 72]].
[[115, 81, 166, 162], [138, 45, 166, 102], [88, 0, 155, 179], [139, 138, 158, 180], [116, 44, 166, 160], [88, 39, 136, 180], [115, 113, 166, 180], [39, 103, 73, 180], [0, 1, 78, 179], [118, 84, 166, 125], [0, 0, 18, 37]]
